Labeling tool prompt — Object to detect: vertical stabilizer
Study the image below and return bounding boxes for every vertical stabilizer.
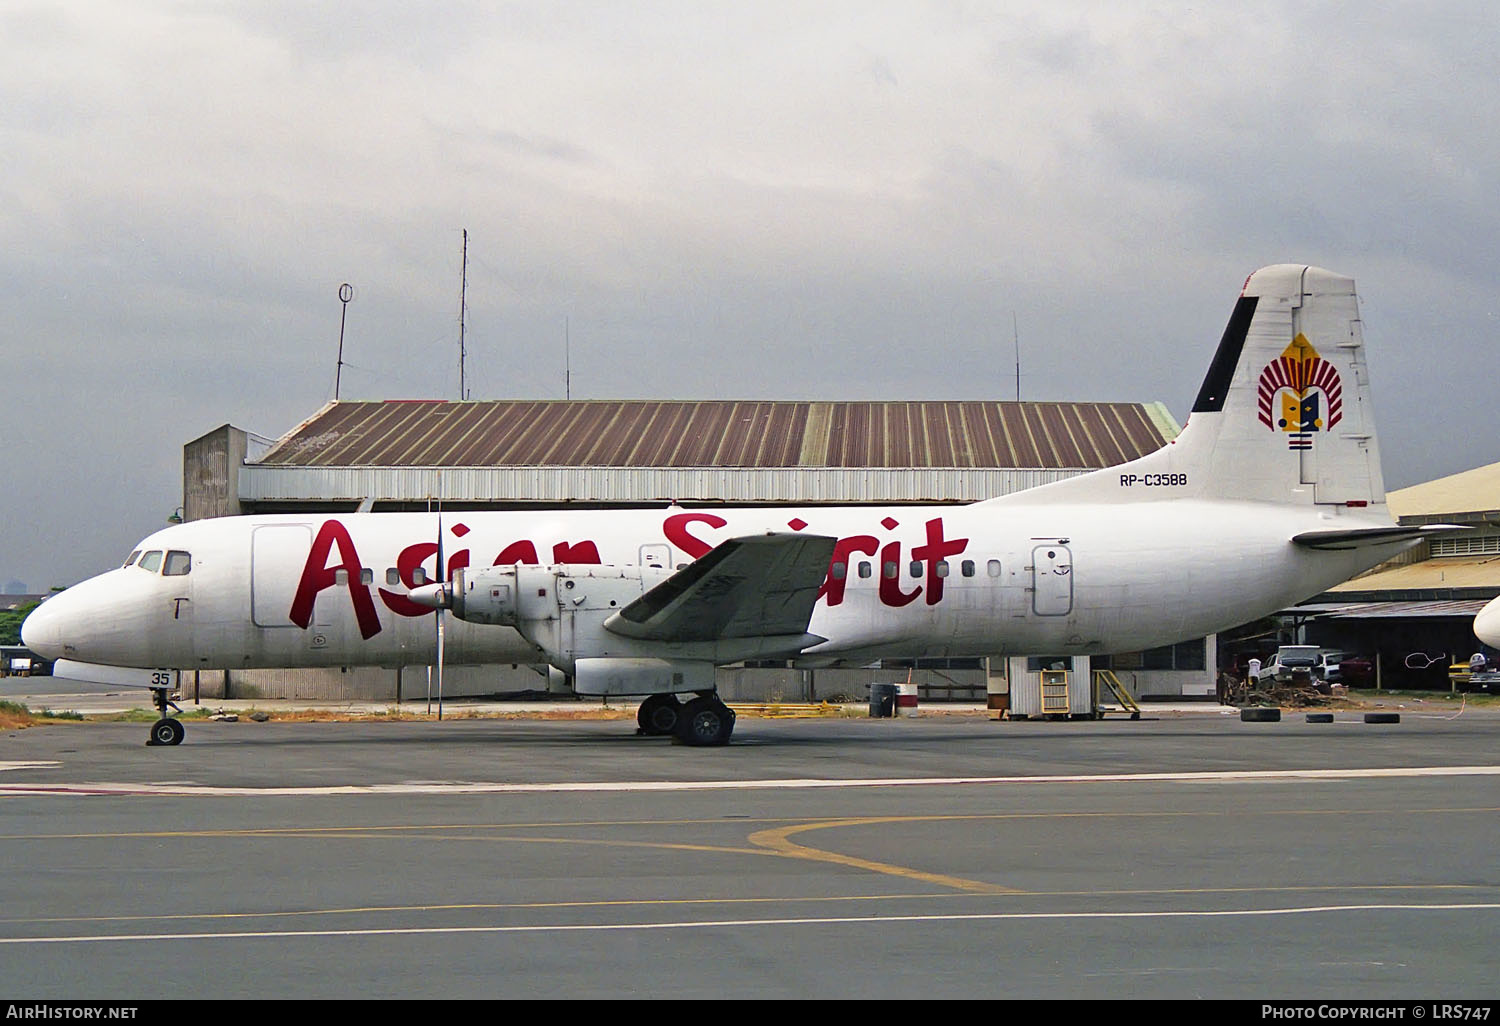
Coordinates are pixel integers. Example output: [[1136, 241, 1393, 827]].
[[989, 265, 1385, 508], [1194, 264, 1383, 504]]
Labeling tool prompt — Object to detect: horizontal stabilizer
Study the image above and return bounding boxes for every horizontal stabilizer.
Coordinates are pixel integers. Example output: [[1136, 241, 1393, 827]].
[[1291, 525, 1460, 551], [605, 533, 836, 643]]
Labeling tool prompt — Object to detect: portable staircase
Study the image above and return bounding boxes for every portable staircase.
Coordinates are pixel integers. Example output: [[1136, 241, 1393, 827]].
[[1092, 669, 1141, 720]]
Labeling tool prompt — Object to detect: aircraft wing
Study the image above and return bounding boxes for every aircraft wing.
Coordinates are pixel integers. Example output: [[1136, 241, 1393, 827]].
[[1291, 524, 1461, 551], [603, 533, 837, 643]]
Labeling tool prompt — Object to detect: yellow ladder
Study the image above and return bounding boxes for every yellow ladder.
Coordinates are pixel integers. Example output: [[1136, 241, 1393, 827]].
[[1040, 669, 1071, 714], [1092, 669, 1141, 719]]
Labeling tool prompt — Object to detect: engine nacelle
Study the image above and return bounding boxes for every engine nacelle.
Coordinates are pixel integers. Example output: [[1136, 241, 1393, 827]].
[[439, 561, 818, 694], [447, 564, 674, 627], [574, 657, 716, 696]]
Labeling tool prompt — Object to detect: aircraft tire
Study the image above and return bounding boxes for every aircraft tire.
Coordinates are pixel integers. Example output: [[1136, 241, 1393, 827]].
[[673, 697, 735, 747], [148, 718, 185, 746], [1239, 707, 1281, 722], [637, 694, 681, 736]]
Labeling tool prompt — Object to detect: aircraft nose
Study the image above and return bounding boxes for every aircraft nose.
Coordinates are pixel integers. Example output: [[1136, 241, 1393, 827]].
[[1476, 595, 1500, 648], [20, 599, 62, 660]]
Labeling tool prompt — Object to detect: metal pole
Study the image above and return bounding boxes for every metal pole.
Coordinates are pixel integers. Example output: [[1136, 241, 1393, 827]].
[[335, 283, 354, 399], [458, 230, 468, 400]]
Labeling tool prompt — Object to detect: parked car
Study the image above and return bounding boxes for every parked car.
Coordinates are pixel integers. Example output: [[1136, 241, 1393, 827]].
[[1256, 646, 1344, 685], [1317, 650, 1349, 684], [1338, 655, 1374, 686]]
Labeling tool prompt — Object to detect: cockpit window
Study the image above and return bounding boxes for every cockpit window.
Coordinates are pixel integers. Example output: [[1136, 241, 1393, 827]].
[[138, 550, 163, 573], [123, 550, 142, 568], [163, 551, 192, 576]]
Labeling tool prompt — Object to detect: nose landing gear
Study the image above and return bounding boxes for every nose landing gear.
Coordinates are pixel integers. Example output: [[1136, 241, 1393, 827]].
[[146, 686, 185, 746]]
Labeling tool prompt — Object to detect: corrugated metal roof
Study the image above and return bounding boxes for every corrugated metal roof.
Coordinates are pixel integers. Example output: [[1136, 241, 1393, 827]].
[[1329, 555, 1500, 593], [1309, 599, 1494, 619], [254, 400, 1179, 470], [1389, 459, 1500, 519]]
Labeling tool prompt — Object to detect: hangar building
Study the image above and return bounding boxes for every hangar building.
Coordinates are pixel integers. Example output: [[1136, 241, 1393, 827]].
[[1293, 459, 1500, 689], [182, 397, 1214, 705]]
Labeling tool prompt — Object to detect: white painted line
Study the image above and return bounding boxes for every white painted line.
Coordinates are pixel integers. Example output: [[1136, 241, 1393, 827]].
[[3, 764, 1500, 797], [0, 762, 60, 772], [1, 901, 1496, 945]]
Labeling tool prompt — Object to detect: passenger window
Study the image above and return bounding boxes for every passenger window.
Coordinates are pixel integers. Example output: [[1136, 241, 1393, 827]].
[[988, 559, 1002, 577], [335, 569, 348, 586], [831, 562, 846, 580], [411, 567, 427, 586], [858, 561, 872, 579], [138, 551, 163, 573], [386, 568, 400, 586], [936, 560, 949, 578], [123, 550, 141, 568], [883, 561, 898, 579], [163, 551, 192, 576], [961, 560, 975, 577], [360, 568, 373, 586], [909, 560, 922, 578]]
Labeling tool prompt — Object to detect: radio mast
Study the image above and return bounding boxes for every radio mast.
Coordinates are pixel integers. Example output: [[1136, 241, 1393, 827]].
[[458, 229, 469, 400]]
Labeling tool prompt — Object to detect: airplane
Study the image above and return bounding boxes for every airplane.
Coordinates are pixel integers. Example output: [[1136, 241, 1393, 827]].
[[23, 263, 1443, 748], [1476, 594, 1500, 649]]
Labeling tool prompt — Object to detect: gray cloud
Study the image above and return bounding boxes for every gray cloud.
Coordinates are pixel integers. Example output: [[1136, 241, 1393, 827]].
[[3, 1, 1496, 588]]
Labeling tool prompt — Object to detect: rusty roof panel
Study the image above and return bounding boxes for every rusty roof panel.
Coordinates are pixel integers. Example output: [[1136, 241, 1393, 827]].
[[252, 400, 1176, 470]]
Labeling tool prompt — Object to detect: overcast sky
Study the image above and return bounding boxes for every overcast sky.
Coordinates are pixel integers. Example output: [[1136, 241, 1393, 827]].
[[3, 1, 1497, 590]]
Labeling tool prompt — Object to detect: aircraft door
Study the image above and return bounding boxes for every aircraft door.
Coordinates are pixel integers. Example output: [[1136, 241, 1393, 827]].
[[252, 525, 313, 627], [1031, 545, 1073, 616], [162, 549, 196, 663]]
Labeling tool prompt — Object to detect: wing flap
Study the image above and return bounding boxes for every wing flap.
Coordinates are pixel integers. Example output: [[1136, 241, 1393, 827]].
[[605, 533, 836, 643]]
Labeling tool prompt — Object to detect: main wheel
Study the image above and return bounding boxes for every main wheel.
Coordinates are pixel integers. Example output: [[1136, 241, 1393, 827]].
[[673, 697, 735, 747], [637, 694, 681, 736], [148, 718, 185, 746]]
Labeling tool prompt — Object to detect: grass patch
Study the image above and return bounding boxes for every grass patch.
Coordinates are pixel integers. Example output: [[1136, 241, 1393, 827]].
[[0, 701, 98, 728], [102, 707, 220, 724]]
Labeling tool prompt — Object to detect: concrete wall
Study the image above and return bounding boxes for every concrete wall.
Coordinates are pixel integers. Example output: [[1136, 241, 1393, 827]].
[[184, 424, 248, 523]]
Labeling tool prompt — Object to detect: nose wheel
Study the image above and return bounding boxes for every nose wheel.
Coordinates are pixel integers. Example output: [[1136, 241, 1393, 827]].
[[146, 686, 185, 746]]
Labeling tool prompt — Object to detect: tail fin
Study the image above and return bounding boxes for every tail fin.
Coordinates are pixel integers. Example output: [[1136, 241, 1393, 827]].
[[991, 264, 1385, 508]]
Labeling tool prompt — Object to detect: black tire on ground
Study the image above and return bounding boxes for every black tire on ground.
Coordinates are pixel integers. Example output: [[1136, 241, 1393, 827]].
[[673, 696, 735, 747], [1364, 712, 1401, 724], [637, 694, 681, 736], [149, 718, 185, 746], [1305, 712, 1334, 723], [1240, 707, 1281, 722]]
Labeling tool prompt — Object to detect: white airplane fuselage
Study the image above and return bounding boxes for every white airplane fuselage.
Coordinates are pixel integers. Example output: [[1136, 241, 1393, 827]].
[[22, 263, 1421, 702], [25, 498, 1407, 674]]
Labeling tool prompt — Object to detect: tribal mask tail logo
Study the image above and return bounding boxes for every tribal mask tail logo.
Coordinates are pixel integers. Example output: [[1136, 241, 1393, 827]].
[[1257, 334, 1342, 450]]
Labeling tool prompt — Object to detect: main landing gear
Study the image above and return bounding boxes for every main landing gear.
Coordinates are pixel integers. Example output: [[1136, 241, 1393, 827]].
[[636, 693, 735, 746], [146, 686, 185, 746]]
